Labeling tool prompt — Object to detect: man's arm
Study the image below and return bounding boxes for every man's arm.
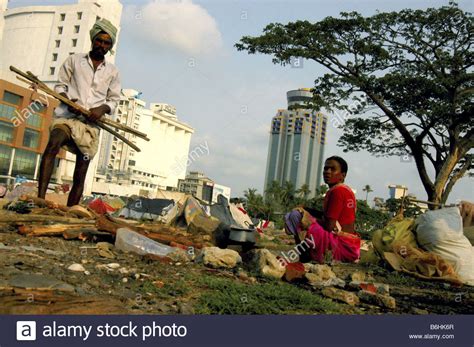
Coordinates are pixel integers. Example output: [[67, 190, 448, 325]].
[[54, 55, 74, 97]]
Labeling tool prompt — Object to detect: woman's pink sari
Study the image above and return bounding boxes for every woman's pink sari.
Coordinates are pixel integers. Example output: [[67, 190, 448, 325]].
[[305, 222, 360, 263]]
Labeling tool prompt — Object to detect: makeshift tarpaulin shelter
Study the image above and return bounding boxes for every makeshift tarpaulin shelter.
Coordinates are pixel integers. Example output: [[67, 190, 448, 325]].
[[164, 195, 220, 235], [117, 198, 174, 221]]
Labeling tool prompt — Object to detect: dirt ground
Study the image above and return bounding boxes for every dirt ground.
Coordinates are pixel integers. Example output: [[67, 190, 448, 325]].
[[0, 215, 473, 315]]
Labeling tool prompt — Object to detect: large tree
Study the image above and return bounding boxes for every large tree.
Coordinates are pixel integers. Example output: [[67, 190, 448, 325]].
[[236, 3, 473, 206]]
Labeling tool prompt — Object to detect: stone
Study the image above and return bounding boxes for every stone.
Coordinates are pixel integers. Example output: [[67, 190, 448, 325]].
[[68, 264, 86, 272], [197, 247, 242, 269], [358, 290, 396, 309], [106, 263, 120, 269], [247, 249, 285, 279], [304, 264, 345, 287], [284, 262, 306, 282], [322, 287, 360, 306], [350, 271, 367, 282], [97, 242, 116, 259], [8, 274, 75, 292]]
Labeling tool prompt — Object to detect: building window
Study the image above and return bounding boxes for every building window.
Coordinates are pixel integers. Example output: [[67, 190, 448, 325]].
[[49, 67, 55, 75], [23, 128, 40, 149], [0, 144, 11, 175], [55, 40, 61, 48], [52, 53, 58, 61], [0, 121, 14, 143], [128, 160, 136, 166], [77, 12, 82, 20], [58, 26, 63, 35], [60, 13, 66, 21], [12, 149, 37, 179], [69, 52, 74, 55], [74, 25, 80, 33], [72, 39, 77, 47], [26, 114, 42, 128], [2, 91, 22, 106], [0, 104, 17, 121]]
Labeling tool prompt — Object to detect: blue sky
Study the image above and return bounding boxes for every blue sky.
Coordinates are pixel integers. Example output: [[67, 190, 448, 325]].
[[8, 0, 474, 204]]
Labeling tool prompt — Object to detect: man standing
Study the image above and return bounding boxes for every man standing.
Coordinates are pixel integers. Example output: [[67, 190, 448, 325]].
[[38, 18, 121, 206]]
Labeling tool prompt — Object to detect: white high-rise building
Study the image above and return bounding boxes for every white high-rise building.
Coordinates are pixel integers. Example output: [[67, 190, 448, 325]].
[[0, 0, 122, 84], [93, 89, 194, 197], [264, 89, 327, 198]]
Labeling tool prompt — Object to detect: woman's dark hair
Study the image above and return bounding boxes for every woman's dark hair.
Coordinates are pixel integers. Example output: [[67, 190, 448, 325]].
[[326, 156, 348, 174]]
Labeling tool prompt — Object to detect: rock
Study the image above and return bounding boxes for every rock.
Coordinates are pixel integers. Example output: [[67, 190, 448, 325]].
[[304, 264, 345, 287], [350, 271, 367, 282], [322, 287, 360, 306], [68, 264, 86, 272], [106, 263, 120, 269], [119, 268, 129, 274], [358, 290, 396, 309], [84, 271, 91, 276], [122, 278, 128, 283], [246, 249, 285, 279], [97, 242, 116, 259], [197, 247, 242, 269], [304, 264, 335, 279], [284, 262, 306, 282], [8, 274, 75, 292]]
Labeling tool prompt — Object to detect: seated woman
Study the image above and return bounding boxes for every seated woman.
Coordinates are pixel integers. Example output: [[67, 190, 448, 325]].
[[306, 156, 360, 263]]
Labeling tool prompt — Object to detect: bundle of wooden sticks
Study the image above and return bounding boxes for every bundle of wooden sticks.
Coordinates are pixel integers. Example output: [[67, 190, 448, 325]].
[[10, 66, 150, 152]]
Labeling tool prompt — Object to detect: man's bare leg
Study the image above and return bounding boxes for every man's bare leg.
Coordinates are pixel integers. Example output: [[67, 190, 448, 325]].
[[38, 128, 69, 199], [67, 152, 90, 206]]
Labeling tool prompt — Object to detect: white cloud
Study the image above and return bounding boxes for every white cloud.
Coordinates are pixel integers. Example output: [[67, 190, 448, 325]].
[[124, 0, 223, 56]]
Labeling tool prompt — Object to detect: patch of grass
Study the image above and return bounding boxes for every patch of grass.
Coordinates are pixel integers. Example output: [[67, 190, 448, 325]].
[[141, 279, 190, 299], [194, 275, 343, 314]]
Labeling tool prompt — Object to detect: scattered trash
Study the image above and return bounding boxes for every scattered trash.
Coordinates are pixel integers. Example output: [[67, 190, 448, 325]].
[[246, 249, 285, 279], [284, 262, 306, 282], [115, 228, 175, 257]]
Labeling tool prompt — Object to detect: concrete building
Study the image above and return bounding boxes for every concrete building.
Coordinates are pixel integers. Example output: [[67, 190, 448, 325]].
[[0, 0, 122, 84], [177, 171, 231, 204], [264, 88, 327, 198], [178, 172, 214, 203], [0, 78, 61, 184], [92, 89, 194, 197], [388, 184, 408, 199]]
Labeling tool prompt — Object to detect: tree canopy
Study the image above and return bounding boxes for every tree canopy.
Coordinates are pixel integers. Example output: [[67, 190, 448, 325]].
[[236, 2, 473, 205]]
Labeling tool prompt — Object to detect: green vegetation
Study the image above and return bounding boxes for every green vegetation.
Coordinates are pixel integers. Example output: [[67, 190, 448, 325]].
[[236, 3, 473, 206], [195, 275, 343, 314]]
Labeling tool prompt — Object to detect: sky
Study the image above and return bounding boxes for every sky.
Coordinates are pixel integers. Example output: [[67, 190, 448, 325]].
[[7, 0, 474, 204]]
